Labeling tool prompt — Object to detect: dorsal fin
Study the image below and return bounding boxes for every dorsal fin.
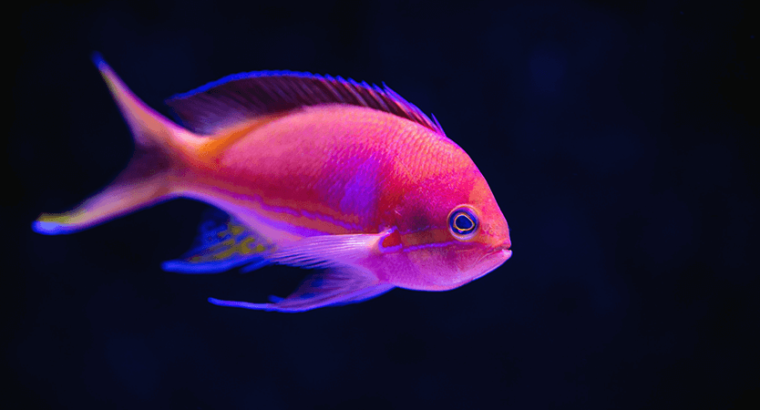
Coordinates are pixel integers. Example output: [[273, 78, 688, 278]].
[[165, 71, 445, 136]]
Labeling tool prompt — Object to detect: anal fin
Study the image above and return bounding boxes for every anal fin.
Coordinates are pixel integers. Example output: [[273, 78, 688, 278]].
[[162, 209, 272, 273]]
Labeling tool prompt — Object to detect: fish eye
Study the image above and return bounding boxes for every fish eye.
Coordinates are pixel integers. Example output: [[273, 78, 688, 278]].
[[448, 206, 479, 239]]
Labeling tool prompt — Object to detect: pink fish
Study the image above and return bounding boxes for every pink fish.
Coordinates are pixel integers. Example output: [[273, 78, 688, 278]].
[[33, 54, 512, 312]]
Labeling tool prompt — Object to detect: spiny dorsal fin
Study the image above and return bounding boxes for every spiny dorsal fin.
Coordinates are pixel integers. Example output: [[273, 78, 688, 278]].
[[165, 71, 445, 136]]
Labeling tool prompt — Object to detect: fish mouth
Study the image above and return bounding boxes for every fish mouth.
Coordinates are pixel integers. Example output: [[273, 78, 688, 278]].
[[469, 246, 512, 281]]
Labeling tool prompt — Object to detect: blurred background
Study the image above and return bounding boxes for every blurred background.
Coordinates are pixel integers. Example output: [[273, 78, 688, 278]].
[[7, 0, 758, 408]]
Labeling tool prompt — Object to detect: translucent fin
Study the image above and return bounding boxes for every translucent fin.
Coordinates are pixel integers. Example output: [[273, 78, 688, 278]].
[[93, 53, 191, 147], [32, 170, 169, 235], [208, 268, 394, 312], [165, 71, 445, 136], [266, 230, 391, 269], [162, 209, 273, 274], [32, 54, 202, 235]]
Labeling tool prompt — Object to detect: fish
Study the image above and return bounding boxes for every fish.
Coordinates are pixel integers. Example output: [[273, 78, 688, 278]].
[[32, 53, 512, 312]]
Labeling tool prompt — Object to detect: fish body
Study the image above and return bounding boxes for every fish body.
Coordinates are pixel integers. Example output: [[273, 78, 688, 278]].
[[33, 55, 512, 312]]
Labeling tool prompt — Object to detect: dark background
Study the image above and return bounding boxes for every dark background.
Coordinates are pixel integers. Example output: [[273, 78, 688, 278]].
[[6, 0, 758, 408]]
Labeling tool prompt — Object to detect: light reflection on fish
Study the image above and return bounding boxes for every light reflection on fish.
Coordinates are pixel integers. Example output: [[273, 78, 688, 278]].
[[32, 54, 512, 312]]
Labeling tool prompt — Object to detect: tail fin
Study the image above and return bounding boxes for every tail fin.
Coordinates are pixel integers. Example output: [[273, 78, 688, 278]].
[[33, 54, 200, 235]]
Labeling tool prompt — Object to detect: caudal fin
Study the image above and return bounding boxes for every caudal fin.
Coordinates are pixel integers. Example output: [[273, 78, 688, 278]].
[[33, 54, 201, 235]]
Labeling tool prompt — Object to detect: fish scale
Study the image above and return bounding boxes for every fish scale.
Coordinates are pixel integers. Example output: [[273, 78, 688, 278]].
[[32, 54, 512, 312]]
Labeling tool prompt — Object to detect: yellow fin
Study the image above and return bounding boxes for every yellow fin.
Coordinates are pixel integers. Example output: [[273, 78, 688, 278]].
[[162, 209, 273, 274]]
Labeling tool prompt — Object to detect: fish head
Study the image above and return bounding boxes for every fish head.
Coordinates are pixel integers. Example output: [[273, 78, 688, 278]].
[[389, 159, 511, 291]]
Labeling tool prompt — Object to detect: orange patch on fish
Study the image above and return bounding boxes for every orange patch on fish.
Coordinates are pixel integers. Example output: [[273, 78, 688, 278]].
[[32, 53, 511, 312]]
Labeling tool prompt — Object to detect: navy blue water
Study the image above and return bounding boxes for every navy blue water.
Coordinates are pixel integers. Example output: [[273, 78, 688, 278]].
[[7, 0, 758, 409]]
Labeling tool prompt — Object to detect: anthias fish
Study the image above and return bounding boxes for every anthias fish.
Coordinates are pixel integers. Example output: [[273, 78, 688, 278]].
[[33, 54, 512, 312]]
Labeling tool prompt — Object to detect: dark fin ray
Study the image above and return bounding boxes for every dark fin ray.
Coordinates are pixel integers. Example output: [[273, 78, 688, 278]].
[[165, 71, 445, 136]]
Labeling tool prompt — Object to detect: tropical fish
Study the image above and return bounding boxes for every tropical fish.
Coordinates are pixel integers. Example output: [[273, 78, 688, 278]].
[[32, 54, 512, 312]]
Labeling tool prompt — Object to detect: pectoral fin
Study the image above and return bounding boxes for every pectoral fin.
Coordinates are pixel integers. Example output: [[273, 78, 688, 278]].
[[208, 267, 394, 312], [265, 229, 390, 269], [207, 230, 396, 311]]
